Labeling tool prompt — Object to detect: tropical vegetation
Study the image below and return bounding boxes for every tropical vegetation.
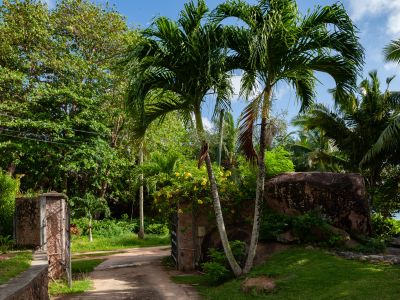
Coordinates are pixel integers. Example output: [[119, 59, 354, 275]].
[[0, 0, 400, 296]]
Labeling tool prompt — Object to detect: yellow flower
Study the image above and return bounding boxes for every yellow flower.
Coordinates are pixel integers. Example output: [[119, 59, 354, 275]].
[[184, 172, 192, 179], [219, 171, 224, 177], [197, 199, 203, 205], [175, 172, 180, 177], [178, 208, 183, 214], [201, 178, 207, 186], [225, 170, 232, 177]]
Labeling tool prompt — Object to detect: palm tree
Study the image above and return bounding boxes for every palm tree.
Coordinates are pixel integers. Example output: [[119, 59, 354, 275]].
[[125, 0, 242, 275], [288, 129, 346, 172], [138, 142, 145, 239], [362, 40, 400, 163], [70, 193, 111, 242], [295, 71, 400, 187], [213, 0, 363, 273]]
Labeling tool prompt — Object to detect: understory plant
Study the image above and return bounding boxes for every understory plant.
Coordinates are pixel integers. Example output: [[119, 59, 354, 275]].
[[202, 240, 246, 284]]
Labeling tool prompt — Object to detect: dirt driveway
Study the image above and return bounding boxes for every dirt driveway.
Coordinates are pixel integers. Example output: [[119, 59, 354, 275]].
[[56, 246, 200, 300]]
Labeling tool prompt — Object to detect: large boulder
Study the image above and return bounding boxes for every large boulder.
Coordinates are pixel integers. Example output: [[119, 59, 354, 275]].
[[264, 172, 371, 235]]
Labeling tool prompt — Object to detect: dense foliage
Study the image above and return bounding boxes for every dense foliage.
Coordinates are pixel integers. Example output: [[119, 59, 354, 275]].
[[0, 172, 18, 235]]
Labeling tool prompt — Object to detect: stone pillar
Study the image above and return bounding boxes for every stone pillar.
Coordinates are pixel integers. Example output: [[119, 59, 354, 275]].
[[42, 192, 68, 280], [14, 192, 70, 281], [177, 202, 196, 271], [176, 202, 211, 271]]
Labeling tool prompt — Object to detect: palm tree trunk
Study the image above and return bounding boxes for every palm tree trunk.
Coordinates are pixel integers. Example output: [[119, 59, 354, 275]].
[[138, 142, 145, 239], [218, 109, 225, 166], [89, 217, 93, 242], [243, 87, 272, 274], [194, 108, 242, 277]]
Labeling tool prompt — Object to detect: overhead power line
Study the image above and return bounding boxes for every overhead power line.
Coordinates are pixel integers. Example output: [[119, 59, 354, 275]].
[[0, 128, 81, 145], [0, 112, 110, 137], [0, 132, 75, 146]]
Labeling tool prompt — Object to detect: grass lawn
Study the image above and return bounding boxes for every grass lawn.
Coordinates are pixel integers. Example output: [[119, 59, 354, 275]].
[[49, 258, 105, 297], [0, 251, 32, 285], [71, 233, 170, 253], [173, 248, 400, 300]]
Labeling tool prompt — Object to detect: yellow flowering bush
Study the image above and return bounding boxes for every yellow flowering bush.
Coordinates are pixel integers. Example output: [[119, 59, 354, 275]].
[[152, 160, 242, 216]]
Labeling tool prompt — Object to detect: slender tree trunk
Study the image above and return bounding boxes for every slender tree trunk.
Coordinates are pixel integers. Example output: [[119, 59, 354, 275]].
[[194, 108, 242, 277], [243, 87, 272, 274], [89, 217, 93, 242], [217, 109, 225, 166], [138, 142, 145, 239]]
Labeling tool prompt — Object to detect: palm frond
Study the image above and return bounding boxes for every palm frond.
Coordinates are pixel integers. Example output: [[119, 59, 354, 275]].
[[384, 39, 400, 64], [361, 114, 400, 165], [238, 93, 262, 162]]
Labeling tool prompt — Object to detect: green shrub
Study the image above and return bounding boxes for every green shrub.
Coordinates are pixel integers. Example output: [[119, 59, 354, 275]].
[[265, 146, 295, 178], [260, 211, 344, 246], [146, 223, 169, 235], [356, 237, 386, 254], [72, 218, 168, 238], [202, 261, 230, 284], [202, 240, 246, 284], [0, 172, 18, 236], [0, 235, 13, 253], [260, 211, 290, 240], [371, 213, 400, 240]]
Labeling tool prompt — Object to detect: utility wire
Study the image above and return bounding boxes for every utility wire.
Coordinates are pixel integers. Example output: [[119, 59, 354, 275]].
[[0, 128, 82, 145], [0, 133, 76, 146], [0, 112, 110, 137]]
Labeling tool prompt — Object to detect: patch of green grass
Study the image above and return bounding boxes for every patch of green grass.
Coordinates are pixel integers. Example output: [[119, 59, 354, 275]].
[[49, 258, 104, 297], [49, 278, 92, 296], [174, 248, 400, 300], [72, 258, 105, 273], [71, 233, 170, 253], [0, 251, 32, 284]]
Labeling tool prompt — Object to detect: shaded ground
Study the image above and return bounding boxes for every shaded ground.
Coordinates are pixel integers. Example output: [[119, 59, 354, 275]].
[[55, 246, 199, 300]]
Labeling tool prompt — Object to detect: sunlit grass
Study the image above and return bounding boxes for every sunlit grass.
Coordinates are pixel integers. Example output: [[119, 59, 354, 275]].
[[71, 233, 170, 253], [173, 248, 400, 300], [0, 251, 32, 284], [49, 258, 105, 296]]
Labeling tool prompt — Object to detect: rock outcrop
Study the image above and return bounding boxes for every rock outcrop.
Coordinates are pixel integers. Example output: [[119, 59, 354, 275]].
[[264, 172, 371, 235]]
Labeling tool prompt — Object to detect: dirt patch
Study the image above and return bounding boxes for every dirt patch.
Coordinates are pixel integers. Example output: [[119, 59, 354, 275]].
[[0, 253, 15, 261], [242, 276, 276, 293]]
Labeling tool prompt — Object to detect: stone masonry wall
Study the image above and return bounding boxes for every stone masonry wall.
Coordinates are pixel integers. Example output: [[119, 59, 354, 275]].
[[15, 197, 42, 247], [0, 251, 49, 300]]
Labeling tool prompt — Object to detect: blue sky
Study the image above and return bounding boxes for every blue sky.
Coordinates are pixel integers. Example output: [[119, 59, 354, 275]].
[[43, 0, 400, 131]]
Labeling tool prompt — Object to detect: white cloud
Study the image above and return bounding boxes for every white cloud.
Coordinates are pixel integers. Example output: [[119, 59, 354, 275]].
[[383, 62, 400, 72], [202, 117, 214, 132], [229, 74, 263, 102], [349, 0, 400, 36], [230, 75, 242, 102]]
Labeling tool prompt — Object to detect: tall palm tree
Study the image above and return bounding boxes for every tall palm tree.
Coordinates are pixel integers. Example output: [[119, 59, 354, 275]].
[[125, 0, 242, 275], [295, 71, 400, 187], [213, 0, 363, 273], [362, 40, 400, 163]]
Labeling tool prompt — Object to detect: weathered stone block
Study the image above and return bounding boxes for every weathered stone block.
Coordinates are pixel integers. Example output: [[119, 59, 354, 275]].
[[264, 172, 371, 235]]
